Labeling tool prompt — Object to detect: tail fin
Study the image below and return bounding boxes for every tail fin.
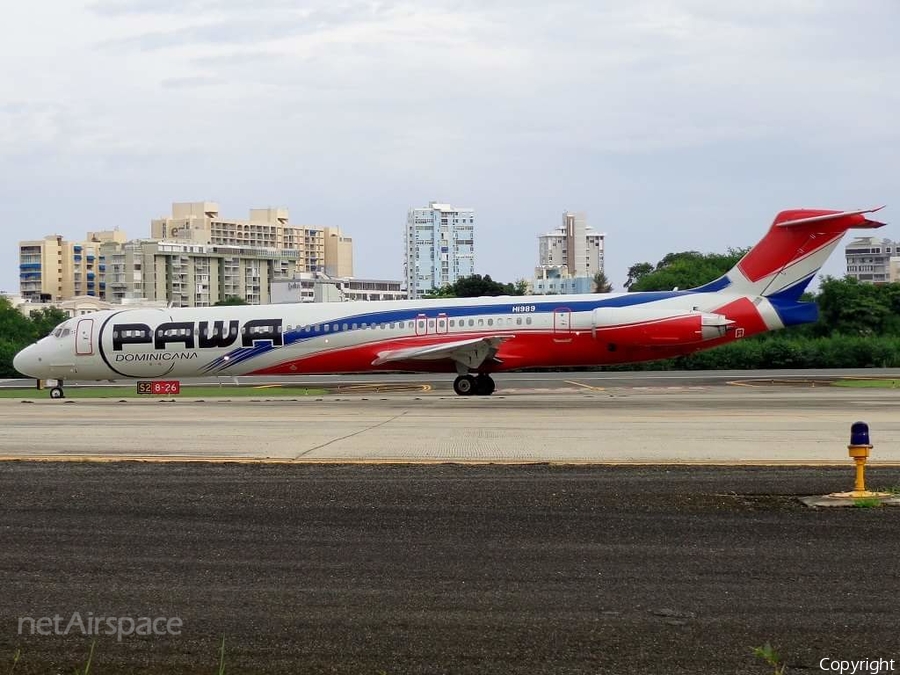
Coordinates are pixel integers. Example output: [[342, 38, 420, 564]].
[[695, 207, 887, 300]]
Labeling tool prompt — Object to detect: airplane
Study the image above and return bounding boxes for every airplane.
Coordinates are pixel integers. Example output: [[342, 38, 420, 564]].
[[13, 207, 886, 399]]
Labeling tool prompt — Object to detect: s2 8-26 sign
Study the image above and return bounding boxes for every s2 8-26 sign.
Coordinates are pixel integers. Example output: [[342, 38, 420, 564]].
[[137, 380, 181, 396]]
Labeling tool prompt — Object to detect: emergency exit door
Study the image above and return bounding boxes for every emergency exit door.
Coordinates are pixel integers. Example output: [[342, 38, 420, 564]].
[[553, 309, 572, 333]]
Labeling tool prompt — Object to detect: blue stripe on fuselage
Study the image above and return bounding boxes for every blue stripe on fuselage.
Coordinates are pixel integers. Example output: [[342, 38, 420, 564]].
[[205, 290, 716, 372], [692, 275, 732, 293]]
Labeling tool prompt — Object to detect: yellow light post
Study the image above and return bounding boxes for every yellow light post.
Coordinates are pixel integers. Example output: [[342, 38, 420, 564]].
[[831, 421, 890, 499]]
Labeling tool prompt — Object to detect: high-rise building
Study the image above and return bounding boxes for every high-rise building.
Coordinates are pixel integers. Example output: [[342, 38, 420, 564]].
[[537, 211, 604, 277], [532, 212, 605, 295], [323, 227, 354, 277], [405, 201, 475, 299], [19, 230, 127, 301], [845, 236, 898, 283], [150, 202, 352, 276]]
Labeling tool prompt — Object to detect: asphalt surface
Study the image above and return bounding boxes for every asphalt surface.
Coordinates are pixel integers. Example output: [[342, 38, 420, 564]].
[[2, 463, 900, 674], [4, 388, 900, 463], [2, 367, 899, 391]]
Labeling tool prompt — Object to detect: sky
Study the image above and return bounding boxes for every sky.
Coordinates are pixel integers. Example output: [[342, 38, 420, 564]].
[[1, 0, 898, 294]]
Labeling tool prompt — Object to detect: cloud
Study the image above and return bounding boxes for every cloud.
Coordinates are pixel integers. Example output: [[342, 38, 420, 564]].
[[1, 0, 899, 293], [160, 75, 224, 88]]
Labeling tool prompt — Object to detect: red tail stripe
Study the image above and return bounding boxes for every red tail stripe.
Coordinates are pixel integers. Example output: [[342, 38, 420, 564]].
[[738, 210, 869, 283]]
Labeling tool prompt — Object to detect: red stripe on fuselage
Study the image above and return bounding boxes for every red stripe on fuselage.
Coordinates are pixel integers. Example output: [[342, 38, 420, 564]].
[[249, 298, 772, 375]]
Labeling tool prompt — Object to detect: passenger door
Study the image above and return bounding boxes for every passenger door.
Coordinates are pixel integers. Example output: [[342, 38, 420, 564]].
[[75, 318, 94, 356]]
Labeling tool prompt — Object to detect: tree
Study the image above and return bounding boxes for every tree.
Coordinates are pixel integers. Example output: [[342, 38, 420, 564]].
[[0, 298, 50, 377], [0, 297, 37, 345], [214, 296, 249, 306], [627, 248, 748, 292], [29, 306, 70, 339], [425, 274, 526, 298], [814, 276, 900, 337], [511, 278, 530, 296], [624, 262, 654, 289], [592, 271, 613, 293]]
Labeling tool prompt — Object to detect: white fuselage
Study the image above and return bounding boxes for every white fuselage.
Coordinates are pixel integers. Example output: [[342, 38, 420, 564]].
[[13, 291, 771, 381]]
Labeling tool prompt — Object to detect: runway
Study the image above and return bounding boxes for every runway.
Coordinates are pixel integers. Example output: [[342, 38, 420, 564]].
[[2, 383, 900, 464], [2, 367, 899, 391]]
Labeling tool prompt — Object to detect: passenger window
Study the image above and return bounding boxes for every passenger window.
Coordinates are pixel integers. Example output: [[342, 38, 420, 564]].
[[526, 317, 532, 325], [478, 319, 484, 326], [323, 324, 329, 332], [468, 319, 474, 327], [487, 319, 493, 326], [516, 318, 522, 325], [389, 322, 395, 329], [428, 320, 435, 329]]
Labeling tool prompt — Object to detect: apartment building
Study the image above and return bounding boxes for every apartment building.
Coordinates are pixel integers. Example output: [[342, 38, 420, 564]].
[[150, 202, 352, 276], [18, 230, 127, 301], [537, 211, 604, 276], [18, 202, 355, 307], [845, 236, 898, 283], [102, 239, 299, 307], [324, 227, 353, 277], [532, 211, 606, 295], [405, 201, 475, 299]]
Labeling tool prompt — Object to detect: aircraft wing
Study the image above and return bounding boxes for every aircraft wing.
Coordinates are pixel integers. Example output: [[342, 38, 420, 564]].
[[372, 335, 514, 369]]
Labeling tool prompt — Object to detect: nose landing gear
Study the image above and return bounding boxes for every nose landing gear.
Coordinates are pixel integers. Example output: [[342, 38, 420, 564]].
[[452, 374, 496, 396], [47, 380, 65, 399]]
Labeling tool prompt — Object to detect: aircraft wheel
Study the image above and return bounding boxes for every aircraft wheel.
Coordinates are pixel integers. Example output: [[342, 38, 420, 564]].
[[453, 375, 477, 396], [475, 374, 496, 396], [49, 387, 65, 399]]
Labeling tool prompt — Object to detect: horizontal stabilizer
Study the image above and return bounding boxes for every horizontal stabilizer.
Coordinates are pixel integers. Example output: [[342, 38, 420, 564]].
[[775, 206, 886, 229]]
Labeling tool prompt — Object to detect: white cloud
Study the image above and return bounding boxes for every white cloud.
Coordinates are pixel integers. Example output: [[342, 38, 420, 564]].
[[0, 0, 898, 292]]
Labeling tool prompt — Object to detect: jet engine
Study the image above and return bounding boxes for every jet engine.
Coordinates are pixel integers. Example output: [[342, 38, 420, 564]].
[[591, 307, 733, 346]]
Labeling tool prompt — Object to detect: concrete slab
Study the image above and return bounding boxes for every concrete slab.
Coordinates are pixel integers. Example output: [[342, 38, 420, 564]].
[[1, 388, 900, 464], [799, 493, 900, 507]]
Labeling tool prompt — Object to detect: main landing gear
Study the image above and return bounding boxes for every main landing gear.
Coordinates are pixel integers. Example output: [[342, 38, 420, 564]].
[[453, 374, 496, 396]]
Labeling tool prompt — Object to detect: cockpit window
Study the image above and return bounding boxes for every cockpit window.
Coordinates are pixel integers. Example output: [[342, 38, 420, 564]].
[[52, 323, 72, 339]]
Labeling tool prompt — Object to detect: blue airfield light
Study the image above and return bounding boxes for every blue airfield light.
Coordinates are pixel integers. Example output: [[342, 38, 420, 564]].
[[850, 421, 871, 447]]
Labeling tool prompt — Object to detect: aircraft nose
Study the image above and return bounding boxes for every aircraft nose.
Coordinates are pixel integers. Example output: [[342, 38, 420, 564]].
[[13, 345, 38, 378]]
